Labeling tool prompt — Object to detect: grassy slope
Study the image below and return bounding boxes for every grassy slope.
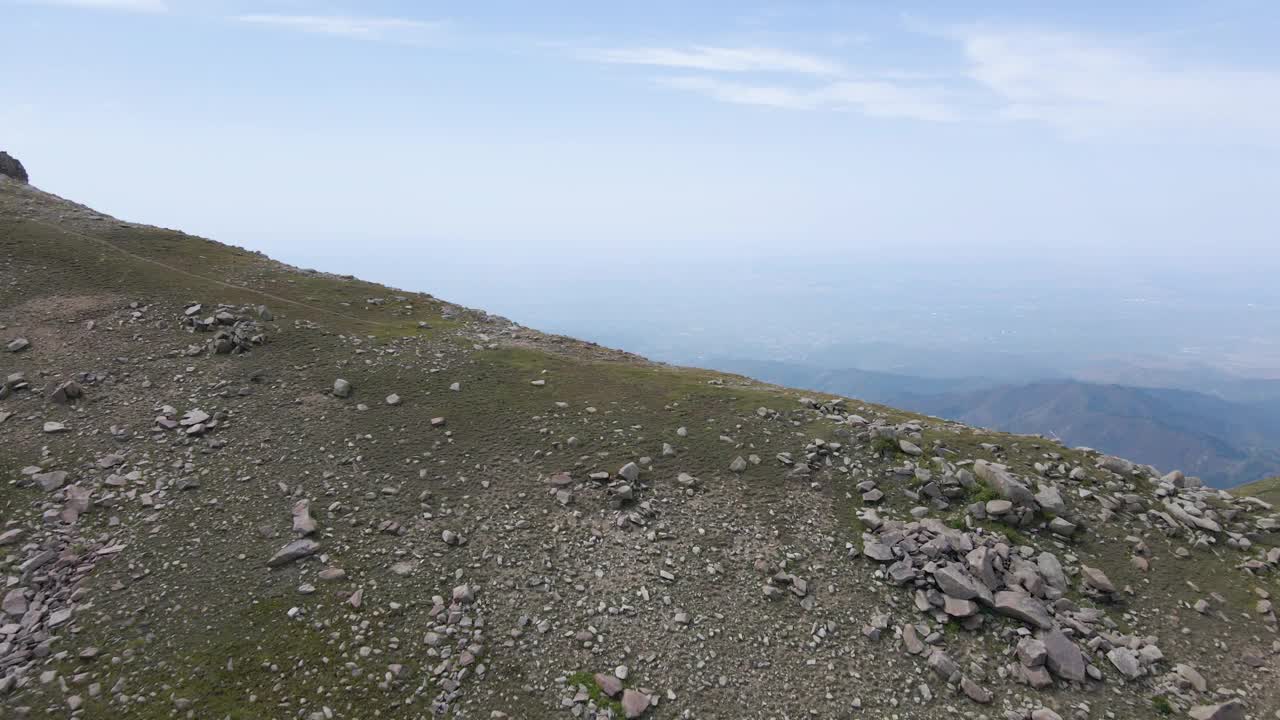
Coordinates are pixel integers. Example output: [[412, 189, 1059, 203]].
[[1235, 477, 1280, 506]]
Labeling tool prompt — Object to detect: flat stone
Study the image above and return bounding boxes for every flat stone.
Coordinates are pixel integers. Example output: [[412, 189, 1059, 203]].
[[985, 499, 1013, 515], [993, 590, 1053, 629], [1188, 700, 1245, 720], [34, 471, 68, 492], [267, 539, 320, 567], [864, 542, 895, 562], [1106, 647, 1142, 679], [943, 595, 978, 617], [960, 676, 992, 704]]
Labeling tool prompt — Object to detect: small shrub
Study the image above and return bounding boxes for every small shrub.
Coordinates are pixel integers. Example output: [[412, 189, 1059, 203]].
[[870, 437, 899, 457]]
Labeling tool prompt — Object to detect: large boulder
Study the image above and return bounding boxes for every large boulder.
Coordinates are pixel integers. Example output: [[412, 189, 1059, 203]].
[[973, 460, 1037, 507], [0, 151, 27, 183]]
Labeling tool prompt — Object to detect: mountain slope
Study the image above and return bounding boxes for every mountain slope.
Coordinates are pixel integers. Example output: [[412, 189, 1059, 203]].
[[1, 175, 1278, 720]]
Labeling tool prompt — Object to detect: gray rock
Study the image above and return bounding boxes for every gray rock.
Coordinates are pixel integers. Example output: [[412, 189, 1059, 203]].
[[993, 590, 1053, 629], [268, 539, 320, 567], [1034, 484, 1066, 514], [864, 542, 895, 562], [292, 500, 316, 535], [621, 689, 650, 718], [1106, 647, 1142, 679], [902, 623, 925, 654], [333, 379, 352, 398], [1037, 552, 1067, 590], [618, 462, 640, 483], [985, 499, 1013, 515], [1097, 455, 1136, 475], [5, 337, 29, 353], [34, 471, 68, 492], [1041, 628, 1085, 682], [973, 459, 1037, 507], [967, 546, 1000, 589], [2, 589, 28, 617], [1175, 663, 1207, 692], [1188, 699, 1244, 720], [1016, 637, 1047, 667], [594, 672, 622, 698], [887, 560, 917, 584], [1080, 564, 1116, 594], [933, 564, 993, 604], [1048, 517, 1077, 536], [729, 456, 748, 473], [943, 595, 978, 617], [960, 676, 992, 704], [927, 649, 959, 680]]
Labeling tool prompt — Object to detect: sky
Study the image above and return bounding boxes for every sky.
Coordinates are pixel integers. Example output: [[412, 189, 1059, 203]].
[[3, 0, 1280, 378]]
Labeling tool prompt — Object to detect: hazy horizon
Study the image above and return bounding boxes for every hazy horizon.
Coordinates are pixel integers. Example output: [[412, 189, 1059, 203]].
[[5, 0, 1280, 390]]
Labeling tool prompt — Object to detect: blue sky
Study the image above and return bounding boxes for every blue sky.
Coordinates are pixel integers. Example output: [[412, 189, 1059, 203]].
[[3, 0, 1279, 276]]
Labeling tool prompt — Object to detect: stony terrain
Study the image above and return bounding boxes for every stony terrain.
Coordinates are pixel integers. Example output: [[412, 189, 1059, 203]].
[[1, 171, 1278, 719]]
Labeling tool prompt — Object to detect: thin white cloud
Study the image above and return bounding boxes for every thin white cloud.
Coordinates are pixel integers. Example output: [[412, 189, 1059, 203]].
[[589, 44, 956, 122], [588, 46, 842, 76], [660, 76, 957, 122], [235, 14, 443, 42], [29, 0, 166, 11], [955, 26, 1280, 140]]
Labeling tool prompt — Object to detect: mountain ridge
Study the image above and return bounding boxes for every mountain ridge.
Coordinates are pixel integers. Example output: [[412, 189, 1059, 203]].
[[706, 356, 1280, 488]]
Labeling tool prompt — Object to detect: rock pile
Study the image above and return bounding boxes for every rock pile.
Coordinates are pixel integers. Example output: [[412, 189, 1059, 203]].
[[181, 303, 267, 354]]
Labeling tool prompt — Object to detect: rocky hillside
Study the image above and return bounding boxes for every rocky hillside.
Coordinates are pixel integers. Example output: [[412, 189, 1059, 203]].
[[0, 174, 1277, 720]]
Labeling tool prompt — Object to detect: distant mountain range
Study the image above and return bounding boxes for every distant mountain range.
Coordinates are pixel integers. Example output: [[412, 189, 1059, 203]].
[[710, 357, 1280, 488]]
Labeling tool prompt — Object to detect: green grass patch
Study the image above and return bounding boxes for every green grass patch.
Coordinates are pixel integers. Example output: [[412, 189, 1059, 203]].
[[567, 671, 624, 714]]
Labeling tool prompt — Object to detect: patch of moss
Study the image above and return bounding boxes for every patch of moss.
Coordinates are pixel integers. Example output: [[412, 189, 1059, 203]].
[[567, 671, 624, 714]]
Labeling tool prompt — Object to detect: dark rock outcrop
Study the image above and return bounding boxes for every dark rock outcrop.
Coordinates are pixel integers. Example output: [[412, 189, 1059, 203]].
[[0, 151, 28, 183]]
